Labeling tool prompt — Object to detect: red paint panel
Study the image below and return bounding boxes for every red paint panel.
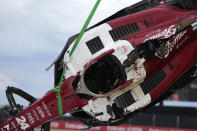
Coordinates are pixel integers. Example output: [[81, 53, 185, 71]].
[[150, 30, 197, 100], [0, 77, 88, 131], [36, 120, 197, 131], [108, 4, 197, 47], [83, 49, 114, 69]]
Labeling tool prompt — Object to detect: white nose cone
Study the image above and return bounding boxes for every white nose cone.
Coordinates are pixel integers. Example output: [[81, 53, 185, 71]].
[[0, 74, 17, 92]]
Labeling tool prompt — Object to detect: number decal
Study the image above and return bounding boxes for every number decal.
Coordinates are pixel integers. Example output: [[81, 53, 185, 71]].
[[16, 116, 30, 130], [1, 124, 9, 131]]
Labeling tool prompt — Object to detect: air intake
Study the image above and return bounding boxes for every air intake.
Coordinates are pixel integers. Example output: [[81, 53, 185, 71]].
[[109, 23, 140, 41], [86, 37, 104, 55], [140, 69, 166, 95]]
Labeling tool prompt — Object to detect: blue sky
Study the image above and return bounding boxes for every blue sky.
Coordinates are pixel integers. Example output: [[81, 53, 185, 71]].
[[0, 0, 140, 106]]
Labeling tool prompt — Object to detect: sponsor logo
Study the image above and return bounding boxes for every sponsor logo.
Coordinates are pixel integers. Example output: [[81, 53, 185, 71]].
[[42, 102, 51, 117], [32, 109, 39, 121], [37, 106, 45, 119], [107, 126, 126, 131], [26, 113, 35, 124], [16, 116, 30, 130], [164, 30, 187, 58], [51, 122, 59, 128], [149, 128, 168, 131], [144, 25, 176, 42], [90, 127, 101, 130], [127, 127, 143, 131], [65, 123, 84, 129], [121, 45, 128, 53]]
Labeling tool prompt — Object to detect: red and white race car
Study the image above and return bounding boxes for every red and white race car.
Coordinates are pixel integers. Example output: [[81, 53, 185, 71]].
[[0, 0, 197, 130]]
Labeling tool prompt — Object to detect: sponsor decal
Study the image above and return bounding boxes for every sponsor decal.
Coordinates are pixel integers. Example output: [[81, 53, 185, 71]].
[[127, 127, 143, 131], [148, 128, 168, 131], [1, 122, 17, 131], [50, 122, 59, 128], [1, 124, 9, 131], [176, 36, 189, 49], [16, 116, 30, 130], [90, 127, 101, 130], [107, 126, 126, 131], [65, 123, 84, 129], [121, 45, 128, 53], [42, 102, 51, 117], [26, 113, 35, 124], [164, 30, 187, 58], [32, 109, 39, 121], [11, 121, 17, 131], [37, 106, 45, 119], [38, 121, 195, 131], [144, 25, 176, 42]]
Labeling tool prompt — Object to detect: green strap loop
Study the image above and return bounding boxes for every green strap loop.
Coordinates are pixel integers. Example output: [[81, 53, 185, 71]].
[[49, 64, 65, 116], [50, 0, 101, 116]]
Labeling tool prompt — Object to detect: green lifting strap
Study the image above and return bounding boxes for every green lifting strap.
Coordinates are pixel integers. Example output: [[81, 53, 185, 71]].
[[50, 0, 102, 116]]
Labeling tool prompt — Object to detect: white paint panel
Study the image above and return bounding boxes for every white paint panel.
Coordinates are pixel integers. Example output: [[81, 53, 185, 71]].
[[126, 94, 151, 112], [82, 98, 112, 121], [64, 23, 113, 78], [131, 85, 145, 101], [64, 23, 135, 79]]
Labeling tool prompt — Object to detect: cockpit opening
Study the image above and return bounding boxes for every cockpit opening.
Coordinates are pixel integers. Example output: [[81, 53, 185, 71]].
[[83, 55, 127, 94]]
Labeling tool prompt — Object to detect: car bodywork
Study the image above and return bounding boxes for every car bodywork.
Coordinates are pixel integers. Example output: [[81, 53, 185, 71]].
[[0, 0, 197, 130]]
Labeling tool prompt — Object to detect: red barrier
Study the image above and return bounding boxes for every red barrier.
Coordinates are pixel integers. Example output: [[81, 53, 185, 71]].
[[44, 120, 197, 131]]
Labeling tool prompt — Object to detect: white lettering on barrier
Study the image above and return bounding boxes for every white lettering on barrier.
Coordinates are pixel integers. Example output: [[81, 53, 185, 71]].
[[149, 128, 168, 131], [127, 127, 143, 131], [107, 126, 126, 131], [65, 123, 84, 129], [50, 122, 59, 128], [90, 127, 101, 130]]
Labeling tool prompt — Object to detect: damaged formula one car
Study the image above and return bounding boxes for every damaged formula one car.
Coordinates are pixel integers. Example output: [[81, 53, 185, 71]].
[[0, 0, 197, 130]]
